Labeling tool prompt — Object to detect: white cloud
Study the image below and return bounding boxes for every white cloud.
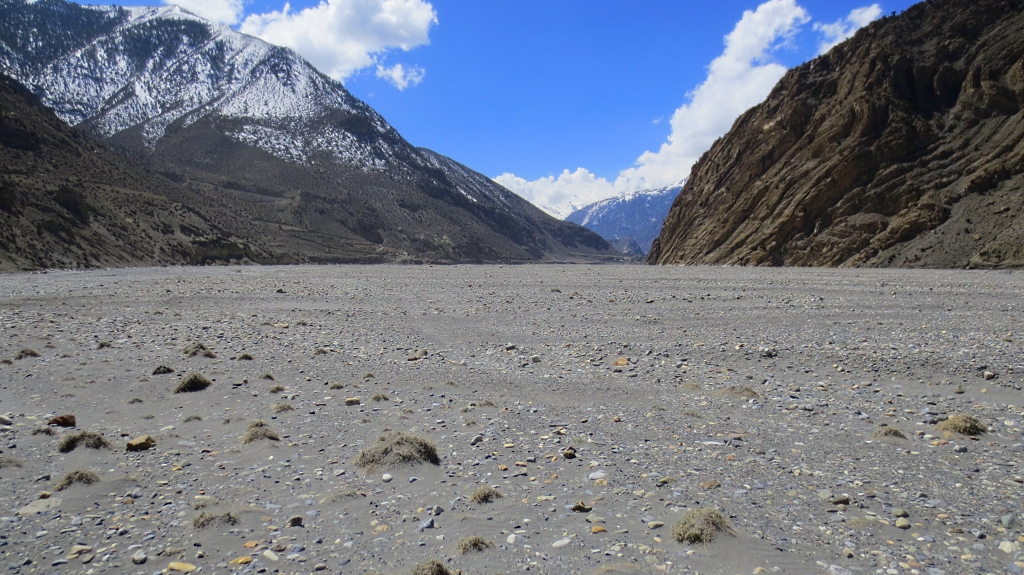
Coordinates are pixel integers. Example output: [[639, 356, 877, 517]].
[[166, 0, 244, 25], [814, 4, 882, 54], [497, 0, 810, 218], [375, 63, 425, 90], [240, 0, 437, 82]]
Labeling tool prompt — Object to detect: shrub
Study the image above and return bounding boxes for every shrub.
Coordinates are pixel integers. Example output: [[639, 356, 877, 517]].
[[411, 559, 450, 575], [273, 403, 295, 413], [268, 385, 285, 394], [32, 426, 56, 436], [0, 456, 23, 469], [152, 366, 174, 375], [237, 353, 253, 360], [58, 431, 111, 453], [938, 414, 986, 436], [672, 508, 734, 544], [457, 535, 493, 554], [183, 415, 202, 422], [371, 393, 390, 402], [183, 342, 215, 358], [55, 469, 100, 491], [192, 511, 239, 529], [355, 432, 440, 471], [128, 398, 144, 404], [470, 486, 503, 504], [243, 420, 279, 444], [15, 348, 39, 360], [175, 373, 211, 393], [875, 426, 906, 439], [260, 373, 275, 381]]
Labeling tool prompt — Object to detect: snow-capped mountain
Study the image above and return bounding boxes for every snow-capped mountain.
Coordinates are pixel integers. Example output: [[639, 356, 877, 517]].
[[565, 185, 682, 255], [0, 0, 615, 263]]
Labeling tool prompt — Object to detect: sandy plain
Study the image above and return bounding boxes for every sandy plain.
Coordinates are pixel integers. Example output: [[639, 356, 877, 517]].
[[0, 265, 1022, 575]]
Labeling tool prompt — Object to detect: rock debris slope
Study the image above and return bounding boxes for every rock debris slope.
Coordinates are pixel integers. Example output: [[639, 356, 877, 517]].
[[0, 0, 614, 264], [650, 0, 1024, 268], [0, 74, 252, 271]]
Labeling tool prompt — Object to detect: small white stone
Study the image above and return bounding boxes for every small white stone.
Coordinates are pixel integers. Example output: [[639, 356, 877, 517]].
[[552, 538, 571, 548], [381, 474, 393, 483]]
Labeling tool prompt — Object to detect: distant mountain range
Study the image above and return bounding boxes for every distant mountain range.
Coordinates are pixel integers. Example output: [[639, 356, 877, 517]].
[[565, 186, 680, 256], [650, 0, 1024, 268], [0, 0, 616, 267]]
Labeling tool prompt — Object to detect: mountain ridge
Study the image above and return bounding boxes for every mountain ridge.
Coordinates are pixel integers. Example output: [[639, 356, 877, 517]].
[[565, 185, 680, 255]]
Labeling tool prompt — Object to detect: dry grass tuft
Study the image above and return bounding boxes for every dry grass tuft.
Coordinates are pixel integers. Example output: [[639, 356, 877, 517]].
[[58, 431, 111, 453], [174, 373, 211, 393], [183, 342, 216, 358], [329, 382, 345, 390], [237, 353, 254, 360], [15, 348, 39, 360], [32, 426, 56, 436], [938, 414, 986, 436], [260, 373, 275, 381], [672, 508, 733, 544], [55, 469, 100, 491], [268, 385, 285, 394], [97, 341, 111, 349], [355, 432, 440, 471], [478, 400, 497, 407], [243, 420, 280, 444], [192, 511, 239, 529], [152, 365, 174, 375], [457, 535, 494, 554], [875, 426, 906, 439], [0, 456, 23, 469], [183, 415, 202, 422], [371, 393, 390, 402], [411, 559, 450, 575], [470, 485, 503, 504], [128, 398, 144, 404], [273, 403, 295, 413]]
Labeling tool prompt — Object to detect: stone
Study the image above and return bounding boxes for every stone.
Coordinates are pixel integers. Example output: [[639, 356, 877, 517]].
[[647, 521, 665, 529], [893, 508, 909, 518], [1002, 514, 1016, 528], [895, 518, 912, 529], [47, 414, 75, 427], [700, 480, 721, 490], [983, 371, 996, 380], [830, 495, 851, 505], [407, 349, 428, 361], [614, 357, 629, 367], [132, 551, 147, 565], [344, 397, 360, 406], [262, 550, 279, 561], [287, 516, 303, 527], [381, 473, 393, 483], [591, 526, 607, 533], [69, 545, 92, 556], [229, 557, 252, 565], [571, 502, 592, 513], [0, 415, 11, 425], [126, 435, 157, 452], [507, 534, 517, 544], [469, 435, 483, 445], [168, 562, 196, 572], [16, 497, 60, 516], [1000, 541, 1022, 554], [552, 538, 571, 548], [530, 355, 541, 363], [588, 471, 607, 481], [562, 446, 577, 459]]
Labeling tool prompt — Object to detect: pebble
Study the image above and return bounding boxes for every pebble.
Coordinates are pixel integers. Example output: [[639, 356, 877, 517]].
[[167, 562, 196, 572], [261, 550, 279, 561], [132, 551, 147, 565], [895, 518, 912, 529], [552, 538, 571, 548], [588, 471, 607, 481], [381, 473, 393, 483]]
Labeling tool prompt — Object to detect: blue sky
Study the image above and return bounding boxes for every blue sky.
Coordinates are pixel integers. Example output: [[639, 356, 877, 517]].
[[111, 0, 919, 214]]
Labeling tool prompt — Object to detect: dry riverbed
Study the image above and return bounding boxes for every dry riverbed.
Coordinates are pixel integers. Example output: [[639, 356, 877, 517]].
[[0, 265, 1022, 575]]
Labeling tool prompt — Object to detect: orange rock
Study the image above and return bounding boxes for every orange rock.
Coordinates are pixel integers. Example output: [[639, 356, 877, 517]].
[[48, 414, 76, 427], [700, 480, 721, 490], [242, 541, 258, 548], [591, 526, 608, 533], [614, 357, 629, 367], [229, 557, 252, 565]]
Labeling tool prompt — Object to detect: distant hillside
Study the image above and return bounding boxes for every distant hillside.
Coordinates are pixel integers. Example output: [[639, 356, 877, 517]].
[[650, 0, 1024, 268], [0, 0, 615, 264], [565, 186, 680, 255], [0, 73, 254, 271]]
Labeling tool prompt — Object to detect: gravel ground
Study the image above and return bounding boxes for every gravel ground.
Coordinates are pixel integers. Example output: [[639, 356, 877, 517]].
[[0, 265, 1022, 575]]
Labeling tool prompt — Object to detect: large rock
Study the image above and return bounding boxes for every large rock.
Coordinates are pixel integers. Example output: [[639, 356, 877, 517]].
[[650, 0, 1024, 268], [126, 435, 157, 452]]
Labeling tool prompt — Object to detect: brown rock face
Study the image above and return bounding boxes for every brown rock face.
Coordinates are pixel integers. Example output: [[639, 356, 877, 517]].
[[650, 0, 1024, 268]]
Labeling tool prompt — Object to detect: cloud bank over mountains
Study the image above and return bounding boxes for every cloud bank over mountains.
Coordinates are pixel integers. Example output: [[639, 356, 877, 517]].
[[497, 0, 883, 217]]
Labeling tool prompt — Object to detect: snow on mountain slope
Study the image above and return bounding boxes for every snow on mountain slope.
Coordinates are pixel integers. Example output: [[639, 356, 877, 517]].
[[565, 185, 681, 254]]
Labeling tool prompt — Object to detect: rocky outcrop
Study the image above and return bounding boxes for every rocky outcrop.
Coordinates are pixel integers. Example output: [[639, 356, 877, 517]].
[[650, 0, 1024, 268]]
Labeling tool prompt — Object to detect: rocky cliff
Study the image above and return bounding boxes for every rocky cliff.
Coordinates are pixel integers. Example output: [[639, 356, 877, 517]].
[[649, 0, 1024, 268]]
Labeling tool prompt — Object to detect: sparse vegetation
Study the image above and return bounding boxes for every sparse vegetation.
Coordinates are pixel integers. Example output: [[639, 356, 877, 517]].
[[55, 469, 100, 491], [875, 426, 906, 438], [371, 393, 390, 402], [355, 432, 440, 471], [672, 508, 734, 544], [128, 398, 144, 404], [97, 341, 111, 349], [260, 373, 275, 381], [183, 342, 216, 358], [141, 414, 155, 420], [243, 420, 279, 444], [268, 384, 285, 394], [237, 353, 253, 360], [32, 426, 56, 436], [329, 382, 345, 390], [152, 365, 174, 375], [192, 511, 239, 529], [938, 414, 986, 435], [273, 403, 295, 413], [458, 535, 494, 554], [470, 485, 503, 504], [0, 456, 24, 469], [478, 400, 497, 407], [183, 415, 202, 422], [411, 559, 450, 575], [58, 430, 111, 453], [313, 348, 328, 356], [175, 373, 211, 393], [15, 348, 39, 360]]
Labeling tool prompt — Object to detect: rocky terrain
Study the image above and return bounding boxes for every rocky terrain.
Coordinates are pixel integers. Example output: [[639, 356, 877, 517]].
[[0, 74, 255, 271], [1, 264, 1023, 575], [0, 0, 615, 265], [566, 187, 680, 257], [650, 0, 1024, 268]]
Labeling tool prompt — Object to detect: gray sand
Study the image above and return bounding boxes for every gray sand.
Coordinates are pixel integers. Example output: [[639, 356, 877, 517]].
[[0, 265, 1021, 575]]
